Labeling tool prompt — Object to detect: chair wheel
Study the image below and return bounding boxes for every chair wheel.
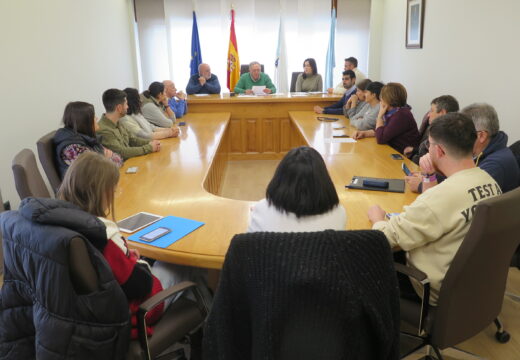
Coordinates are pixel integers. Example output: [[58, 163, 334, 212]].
[[495, 330, 511, 343]]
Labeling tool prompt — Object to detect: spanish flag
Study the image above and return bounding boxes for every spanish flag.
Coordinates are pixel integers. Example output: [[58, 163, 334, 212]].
[[227, 9, 240, 91]]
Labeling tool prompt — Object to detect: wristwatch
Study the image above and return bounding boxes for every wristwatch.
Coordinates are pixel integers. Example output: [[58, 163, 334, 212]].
[[423, 174, 437, 183]]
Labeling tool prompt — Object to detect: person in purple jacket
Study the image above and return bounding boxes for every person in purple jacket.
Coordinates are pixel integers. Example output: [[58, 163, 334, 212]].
[[353, 82, 420, 154]]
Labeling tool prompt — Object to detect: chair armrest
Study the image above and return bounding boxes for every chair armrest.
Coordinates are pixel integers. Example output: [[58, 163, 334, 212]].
[[137, 281, 208, 360], [394, 262, 427, 282], [394, 262, 431, 335]]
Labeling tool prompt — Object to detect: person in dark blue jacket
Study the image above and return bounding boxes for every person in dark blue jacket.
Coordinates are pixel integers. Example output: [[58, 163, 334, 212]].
[[186, 63, 221, 95], [314, 70, 357, 115], [415, 103, 520, 194], [463, 103, 520, 193]]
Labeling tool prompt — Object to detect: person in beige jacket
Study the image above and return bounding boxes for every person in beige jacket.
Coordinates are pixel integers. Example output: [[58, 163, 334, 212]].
[[367, 113, 501, 305]]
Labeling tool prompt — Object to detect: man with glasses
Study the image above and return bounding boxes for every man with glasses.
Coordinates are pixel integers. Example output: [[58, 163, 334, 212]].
[[234, 61, 276, 95], [314, 70, 357, 115], [367, 113, 501, 305], [416, 103, 519, 193]]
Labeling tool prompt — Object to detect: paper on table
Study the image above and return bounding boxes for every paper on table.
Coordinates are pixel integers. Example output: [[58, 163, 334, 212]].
[[252, 85, 266, 95], [324, 137, 357, 143], [237, 94, 257, 97], [193, 94, 210, 96]]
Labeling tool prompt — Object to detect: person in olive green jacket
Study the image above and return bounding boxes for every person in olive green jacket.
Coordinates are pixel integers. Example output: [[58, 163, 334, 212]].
[[234, 61, 276, 94], [97, 89, 160, 160]]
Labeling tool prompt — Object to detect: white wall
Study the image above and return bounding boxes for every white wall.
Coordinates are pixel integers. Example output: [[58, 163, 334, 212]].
[[372, 0, 520, 142], [0, 0, 138, 209], [135, 0, 371, 93]]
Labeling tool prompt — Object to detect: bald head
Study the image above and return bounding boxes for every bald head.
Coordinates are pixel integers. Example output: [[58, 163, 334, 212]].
[[163, 80, 176, 98], [198, 63, 211, 80]]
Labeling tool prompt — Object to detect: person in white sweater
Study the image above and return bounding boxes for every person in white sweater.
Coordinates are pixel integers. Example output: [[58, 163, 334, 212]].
[[248, 146, 347, 232], [367, 113, 501, 305]]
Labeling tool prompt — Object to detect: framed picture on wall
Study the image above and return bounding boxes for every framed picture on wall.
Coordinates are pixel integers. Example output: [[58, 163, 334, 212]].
[[406, 0, 425, 49]]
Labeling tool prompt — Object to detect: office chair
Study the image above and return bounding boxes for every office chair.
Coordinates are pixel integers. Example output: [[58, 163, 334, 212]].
[[12, 148, 51, 200], [68, 237, 208, 360], [239, 63, 264, 75], [289, 71, 302, 92], [0, 207, 208, 360], [399, 187, 520, 360], [37, 130, 62, 195], [203, 230, 401, 360]]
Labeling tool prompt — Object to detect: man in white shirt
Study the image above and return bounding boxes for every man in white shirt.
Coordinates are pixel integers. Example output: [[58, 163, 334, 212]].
[[328, 57, 367, 95], [367, 113, 501, 304]]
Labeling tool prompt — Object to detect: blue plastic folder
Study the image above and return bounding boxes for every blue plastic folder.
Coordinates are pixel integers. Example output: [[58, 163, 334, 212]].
[[128, 216, 204, 248]]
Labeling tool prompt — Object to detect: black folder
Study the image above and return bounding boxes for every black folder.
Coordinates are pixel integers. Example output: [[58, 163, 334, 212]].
[[346, 176, 405, 193]]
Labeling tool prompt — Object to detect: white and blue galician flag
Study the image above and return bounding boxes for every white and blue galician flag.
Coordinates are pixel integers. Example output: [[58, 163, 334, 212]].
[[190, 11, 202, 76], [324, 8, 336, 89], [274, 17, 288, 94]]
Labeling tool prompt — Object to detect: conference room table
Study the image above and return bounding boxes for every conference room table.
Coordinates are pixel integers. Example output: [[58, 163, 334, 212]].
[[115, 94, 419, 271]]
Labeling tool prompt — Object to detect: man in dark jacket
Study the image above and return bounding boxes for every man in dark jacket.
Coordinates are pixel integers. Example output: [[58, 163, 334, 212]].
[[463, 103, 519, 193], [415, 103, 520, 193]]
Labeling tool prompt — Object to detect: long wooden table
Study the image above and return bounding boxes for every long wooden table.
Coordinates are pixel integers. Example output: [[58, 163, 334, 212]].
[[115, 110, 418, 270], [187, 94, 340, 158]]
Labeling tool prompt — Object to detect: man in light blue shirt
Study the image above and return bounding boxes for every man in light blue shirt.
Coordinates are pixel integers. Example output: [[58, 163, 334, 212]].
[[164, 80, 187, 118]]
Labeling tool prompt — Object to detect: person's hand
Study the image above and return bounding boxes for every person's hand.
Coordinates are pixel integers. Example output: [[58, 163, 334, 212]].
[[169, 127, 180, 138], [198, 76, 206, 86], [263, 88, 272, 94], [104, 148, 113, 158], [151, 140, 161, 152], [129, 248, 140, 259], [419, 153, 434, 174], [314, 106, 324, 114], [378, 102, 389, 117], [403, 146, 414, 157], [405, 173, 422, 193], [350, 94, 358, 107], [368, 205, 386, 224], [177, 91, 186, 100], [327, 88, 334, 94], [353, 131, 366, 140], [245, 89, 254, 95]]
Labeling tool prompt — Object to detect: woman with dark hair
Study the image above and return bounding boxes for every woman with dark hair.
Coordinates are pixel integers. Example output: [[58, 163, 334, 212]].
[[141, 81, 176, 128], [343, 78, 371, 118], [353, 82, 420, 154], [295, 58, 323, 92], [347, 81, 384, 131], [247, 146, 346, 232], [120, 88, 179, 140], [53, 101, 122, 178]]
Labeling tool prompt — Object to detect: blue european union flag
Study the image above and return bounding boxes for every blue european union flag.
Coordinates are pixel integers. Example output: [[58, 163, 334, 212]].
[[190, 11, 202, 76]]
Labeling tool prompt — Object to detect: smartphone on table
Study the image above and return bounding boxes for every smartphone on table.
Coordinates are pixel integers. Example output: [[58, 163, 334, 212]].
[[139, 227, 171, 242], [402, 163, 412, 176]]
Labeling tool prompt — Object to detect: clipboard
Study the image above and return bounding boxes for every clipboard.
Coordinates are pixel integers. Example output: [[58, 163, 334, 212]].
[[128, 215, 204, 248], [346, 176, 405, 193]]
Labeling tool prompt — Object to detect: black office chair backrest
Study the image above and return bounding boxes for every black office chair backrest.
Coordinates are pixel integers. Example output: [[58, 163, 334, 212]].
[[432, 187, 520, 348], [37, 130, 62, 195], [12, 148, 51, 200], [204, 230, 400, 359], [240, 63, 264, 75], [290, 71, 302, 92], [509, 140, 520, 171]]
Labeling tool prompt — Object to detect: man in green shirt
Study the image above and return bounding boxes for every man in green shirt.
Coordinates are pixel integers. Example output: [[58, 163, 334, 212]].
[[234, 61, 276, 94], [98, 89, 160, 160]]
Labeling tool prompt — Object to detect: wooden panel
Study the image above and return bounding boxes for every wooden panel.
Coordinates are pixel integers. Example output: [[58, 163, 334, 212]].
[[262, 118, 275, 153], [246, 119, 257, 152], [280, 118, 291, 152], [229, 119, 242, 153]]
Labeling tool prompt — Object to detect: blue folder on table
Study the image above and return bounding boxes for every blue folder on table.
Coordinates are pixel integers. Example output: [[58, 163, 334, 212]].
[[128, 215, 204, 248]]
